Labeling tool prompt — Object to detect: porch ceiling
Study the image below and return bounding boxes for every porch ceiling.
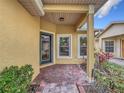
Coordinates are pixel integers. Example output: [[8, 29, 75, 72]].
[[18, 0, 107, 25], [42, 13, 86, 25], [41, 0, 107, 25]]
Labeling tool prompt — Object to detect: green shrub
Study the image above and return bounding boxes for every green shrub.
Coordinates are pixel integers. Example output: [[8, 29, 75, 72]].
[[0, 65, 34, 93], [94, 62, 124, 93]]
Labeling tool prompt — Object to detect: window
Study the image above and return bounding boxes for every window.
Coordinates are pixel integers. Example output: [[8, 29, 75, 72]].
[[57, 34, 72, 58], [78, 35, 87, 58], [40, 32, 54, 64], [105, 41, 114, 52]]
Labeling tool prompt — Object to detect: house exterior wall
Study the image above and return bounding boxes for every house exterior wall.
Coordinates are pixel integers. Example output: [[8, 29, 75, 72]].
[[95, 39, 100, 49], [40, 18, 56, 68], [98, 24, 124, 50], [0, 0, 40, 79], [98, 36, 124, 58], [116, 36, 124, 58], [96, 24, 124, 58], [102, 38, 116, 56], [115, 38, 121, 58], [40, 19, 87, 66], [56, 25, 86, 64], [40, 18, 56, 33], [100, 24, 124, 38]]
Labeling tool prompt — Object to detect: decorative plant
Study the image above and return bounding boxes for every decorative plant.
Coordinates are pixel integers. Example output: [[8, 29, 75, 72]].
[[0, 65, 34, 93], [94, 62, 124, 93], [95, 50, 113, 63]]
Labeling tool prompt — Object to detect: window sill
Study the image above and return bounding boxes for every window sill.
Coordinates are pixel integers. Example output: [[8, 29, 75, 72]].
[[57, 56, 72, 59], [78, 56, 87, 59]]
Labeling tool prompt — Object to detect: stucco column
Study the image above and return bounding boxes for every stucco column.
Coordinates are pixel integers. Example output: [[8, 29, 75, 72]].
[[87, 5, 95, 81]]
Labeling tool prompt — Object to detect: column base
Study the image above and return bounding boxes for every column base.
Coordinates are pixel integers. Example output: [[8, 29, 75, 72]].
[[88, 77, 95, 83]]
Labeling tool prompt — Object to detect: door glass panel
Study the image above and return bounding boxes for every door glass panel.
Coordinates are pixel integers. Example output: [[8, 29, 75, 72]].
[[41, 35, 50, 61], [40, 32, 53, 64]]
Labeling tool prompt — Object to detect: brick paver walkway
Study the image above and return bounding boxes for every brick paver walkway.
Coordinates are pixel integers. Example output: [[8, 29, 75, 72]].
[[33, 64, 88, 93]]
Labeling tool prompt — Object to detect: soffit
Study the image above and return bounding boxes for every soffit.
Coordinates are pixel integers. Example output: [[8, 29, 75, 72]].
[[42, 0, 107, 12], [42, 13, 86, 25], [41, 0, 107, 25]]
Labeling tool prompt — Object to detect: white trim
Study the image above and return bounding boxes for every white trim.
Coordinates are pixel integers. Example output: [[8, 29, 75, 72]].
[[77, 34, 87, 58], [19, 0, 45, 16], [121, 39, 124, 58], [40, 29, 55, 35], [40, 29, 55, 64], [103, 39, 115, 54], [57, 34, 72, 59], [89, 5, 94, 14]]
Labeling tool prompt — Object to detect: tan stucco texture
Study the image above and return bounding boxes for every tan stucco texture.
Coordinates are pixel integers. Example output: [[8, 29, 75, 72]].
[[40, 18, 86, 65], [0, 0, 40, 78]]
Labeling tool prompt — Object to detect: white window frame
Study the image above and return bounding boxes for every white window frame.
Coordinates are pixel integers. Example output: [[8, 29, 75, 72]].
[[78, 34, 87, 58], [57, 34, 72, 59], [104, 40, 115, 53]]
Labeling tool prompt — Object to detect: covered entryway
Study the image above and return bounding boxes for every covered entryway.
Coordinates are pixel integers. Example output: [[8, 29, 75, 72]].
[[19, 0, 107, 84]]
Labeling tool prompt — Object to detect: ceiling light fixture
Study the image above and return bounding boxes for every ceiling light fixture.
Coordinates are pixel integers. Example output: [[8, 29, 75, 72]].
[[59, 17, 64, 21]]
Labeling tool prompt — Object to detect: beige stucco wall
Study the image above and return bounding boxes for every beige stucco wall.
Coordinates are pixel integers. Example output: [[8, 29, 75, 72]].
[[40, 19, 86, 65], [115, 38, 121, 58], [98, 24, 124, 49], [101, 24, 124, 39], [97, 24, 124, 58], [100, 36, 124, 58], [95, 39, 100, 50], [56, 25, 86, 64], [40, 18, 56, 33], [102, 38, 116, 56], [0, 0, 40, 79], [116, 36, 124, 58], [40, 18, 57, 68]]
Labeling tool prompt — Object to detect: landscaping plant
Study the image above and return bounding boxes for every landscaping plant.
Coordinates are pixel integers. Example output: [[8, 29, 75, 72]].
[[95, 49, 113, 63], [0, 65, 34, 93], [94, 62, 124, 93]]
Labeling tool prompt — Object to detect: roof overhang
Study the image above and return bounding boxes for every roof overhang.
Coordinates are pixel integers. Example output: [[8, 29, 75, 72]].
[[97, 21, 124, 38], [43, 5, 89, 13], [18, 0, 108, 28], [18, 0, 107, 16], [18, 0, 45, 16], [102, 34, 124, 39]]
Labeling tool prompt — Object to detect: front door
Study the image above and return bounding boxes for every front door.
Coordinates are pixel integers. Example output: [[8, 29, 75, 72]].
[[40, 32, 53, 64], [122, 40, 124, 58]]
